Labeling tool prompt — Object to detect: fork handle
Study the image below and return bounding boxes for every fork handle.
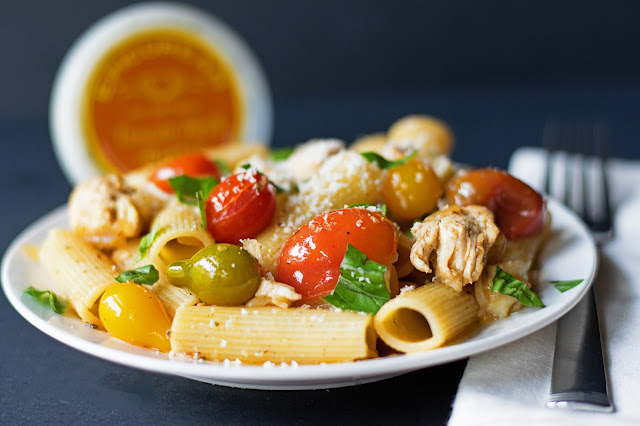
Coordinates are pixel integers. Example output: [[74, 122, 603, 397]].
[[546, 287, 614, 412]]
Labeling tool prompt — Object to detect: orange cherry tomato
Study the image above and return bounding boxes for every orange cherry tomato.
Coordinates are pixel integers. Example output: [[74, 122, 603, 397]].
[[445, 168, 546, 239], [278, 208, 398, 301], [149, 153, 221, 193], [205, 170, 276, 244]]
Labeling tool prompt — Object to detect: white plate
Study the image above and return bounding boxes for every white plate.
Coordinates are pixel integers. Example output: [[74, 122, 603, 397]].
[[1, 200, 597, 390]]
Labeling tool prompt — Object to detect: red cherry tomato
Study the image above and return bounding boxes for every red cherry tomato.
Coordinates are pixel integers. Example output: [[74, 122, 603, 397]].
[[278, 208, 399, 301], [150, 154, 221, 193], [205, 170, 276, 244], [445, 168, 546, 239]]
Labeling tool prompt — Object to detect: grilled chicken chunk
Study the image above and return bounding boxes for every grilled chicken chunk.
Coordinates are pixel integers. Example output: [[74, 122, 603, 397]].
[[410, 205, 500, 292], [69, 174, 167, 249]]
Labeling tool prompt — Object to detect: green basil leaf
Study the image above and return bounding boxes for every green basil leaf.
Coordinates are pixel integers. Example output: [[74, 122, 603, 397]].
[[322, 244, 391, 314], [169, 175, 218, 206], [115, 265, 159, 286], [135, 226, 159, 262], [551, 279, 584, 292], [347, 203, 388, 217], [197, 190, 208, 229], [491, 266, 545, 308], [24, 286, 68, 314], [270, 147, 295, 162], [360, 150, 417, 169]]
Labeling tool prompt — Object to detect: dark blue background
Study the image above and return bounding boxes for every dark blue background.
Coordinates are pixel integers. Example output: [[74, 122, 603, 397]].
[[1, 1, 639, 424]]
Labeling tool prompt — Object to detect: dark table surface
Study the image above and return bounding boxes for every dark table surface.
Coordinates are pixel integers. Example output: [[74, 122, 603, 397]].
[[1, 78, 639, 425]]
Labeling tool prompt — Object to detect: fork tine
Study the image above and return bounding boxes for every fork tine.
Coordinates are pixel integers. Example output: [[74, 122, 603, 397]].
[[563, 125, 577, 210], [542, 121, 560, 197], [590, 123, 613, 242]]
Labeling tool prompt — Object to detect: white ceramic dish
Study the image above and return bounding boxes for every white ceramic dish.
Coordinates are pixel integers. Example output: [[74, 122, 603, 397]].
[[1, 199, 597, 390]]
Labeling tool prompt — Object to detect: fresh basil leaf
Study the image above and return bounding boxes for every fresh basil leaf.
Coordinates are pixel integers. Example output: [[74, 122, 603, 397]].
[[360, 150, 417, 169], [347, 203, 388, 217], [136, 226, 159, 262], [491, 266, 545, 308], [115, 265, 159, 286], [24, 286, 68, 314], [270, 147, 295, 162], [197, 190, 208, 229], [214, 159, 231, 176], [551, 279, 584, 292], [322, 244, 391, 314], [169, 175, 218, 205], [240, 164, 287, 194]]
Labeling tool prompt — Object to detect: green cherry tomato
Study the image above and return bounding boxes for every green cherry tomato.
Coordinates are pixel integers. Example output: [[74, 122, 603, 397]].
[[166, 244, 260, 305]]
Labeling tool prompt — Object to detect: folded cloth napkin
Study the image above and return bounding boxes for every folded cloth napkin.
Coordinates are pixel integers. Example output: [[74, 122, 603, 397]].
[[448, 147, 640, 426]]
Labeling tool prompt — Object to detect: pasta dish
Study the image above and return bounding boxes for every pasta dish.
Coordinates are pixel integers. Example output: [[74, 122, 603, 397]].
[[34, 115, 560, 365]]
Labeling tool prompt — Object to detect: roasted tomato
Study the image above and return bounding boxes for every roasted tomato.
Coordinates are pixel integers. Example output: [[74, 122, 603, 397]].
[[383, 159, 442, 221], [278, 208, 398, 301], [149, 153, 221, 193], [445, 168, 546, 239], [205, 170, 277, 244], [99, 282, 171, 352]]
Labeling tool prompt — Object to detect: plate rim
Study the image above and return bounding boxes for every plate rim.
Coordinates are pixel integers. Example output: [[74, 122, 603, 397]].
[[1, 200, 598, 389]]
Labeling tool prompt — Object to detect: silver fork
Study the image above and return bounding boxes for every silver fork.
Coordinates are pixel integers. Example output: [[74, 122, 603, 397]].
[[543, 122, 614, 412]]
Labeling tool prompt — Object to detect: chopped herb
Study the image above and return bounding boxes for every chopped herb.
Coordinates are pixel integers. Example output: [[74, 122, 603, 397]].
[[270, 147, 295, 162], [115, 265, 159, 286], [136, 226, 159, 262], [241, 164, 287, 194], [347, 203, 388, 216], [197, 190, 208, 229], [169, 175, 218, 206], [322, 244, 391, 314], [168, 174, 217, 229], [24, 286, 68, 314], [360, 150, 417, 169], [551, 279, 584, 292], [491, 266, 545, 308]]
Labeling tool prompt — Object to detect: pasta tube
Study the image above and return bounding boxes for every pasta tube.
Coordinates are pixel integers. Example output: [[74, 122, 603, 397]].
[[374, 282, 479, 352], [144, 202, 214, 270], [39, 229, 118, 326], [170, 306, 377, 363], [151, 273, 199, 318]]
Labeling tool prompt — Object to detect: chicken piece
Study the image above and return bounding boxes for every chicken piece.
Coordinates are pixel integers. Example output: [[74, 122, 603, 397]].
[[410, 205, 500, 292], [245, 278, 302, 308], [69, 174, 167, 249]]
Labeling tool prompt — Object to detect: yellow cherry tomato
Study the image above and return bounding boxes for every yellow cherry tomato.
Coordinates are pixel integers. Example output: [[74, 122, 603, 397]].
[[383, 159, 443, 222], [387, 115, 454, 156], [99, 282, 171, 352]]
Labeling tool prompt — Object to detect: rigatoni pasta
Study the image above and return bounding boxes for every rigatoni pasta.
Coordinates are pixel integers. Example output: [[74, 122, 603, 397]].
[[143, 202, 214, 271], [40, 229, 119, 326], [151, 274, 199, 318], [374, 283, 479, 352], [171, 306, 376, 363]]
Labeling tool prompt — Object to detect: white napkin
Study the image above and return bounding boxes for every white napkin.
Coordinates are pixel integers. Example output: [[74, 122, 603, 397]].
[[448, 147, 640, 426]]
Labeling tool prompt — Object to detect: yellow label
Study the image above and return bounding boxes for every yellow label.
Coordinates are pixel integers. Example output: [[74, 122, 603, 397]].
[[82, 29, 244, 173]]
